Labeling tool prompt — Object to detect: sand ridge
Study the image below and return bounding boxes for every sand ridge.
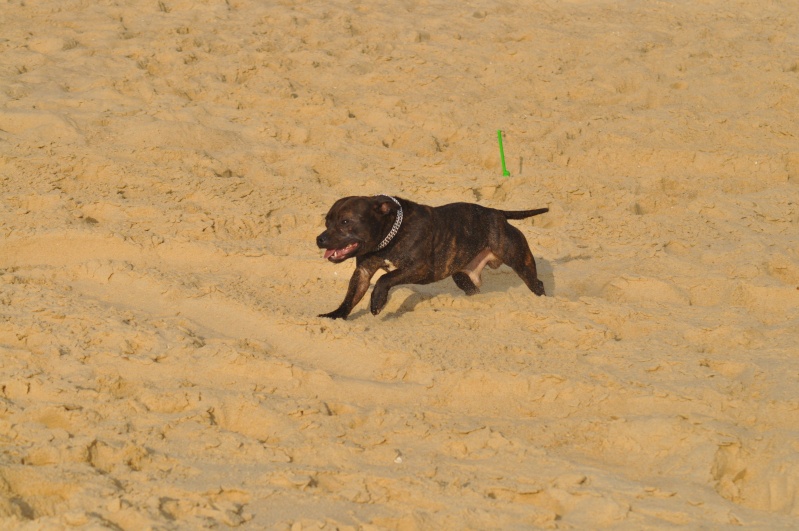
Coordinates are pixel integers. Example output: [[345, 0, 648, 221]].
[[1, 0, 799, 528]]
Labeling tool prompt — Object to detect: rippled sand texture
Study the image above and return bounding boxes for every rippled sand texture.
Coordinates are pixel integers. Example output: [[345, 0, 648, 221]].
[[2, 0, 799, 528]]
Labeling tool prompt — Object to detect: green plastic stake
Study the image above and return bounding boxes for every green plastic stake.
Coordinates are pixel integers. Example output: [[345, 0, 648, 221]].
[[497, 130, 511, 177]]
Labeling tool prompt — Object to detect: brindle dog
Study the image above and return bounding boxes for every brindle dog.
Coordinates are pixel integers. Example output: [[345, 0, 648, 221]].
[[316, 195, 548, 319]]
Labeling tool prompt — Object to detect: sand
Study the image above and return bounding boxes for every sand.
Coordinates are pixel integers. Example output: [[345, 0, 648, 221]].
[[1, 0, 799, 528]]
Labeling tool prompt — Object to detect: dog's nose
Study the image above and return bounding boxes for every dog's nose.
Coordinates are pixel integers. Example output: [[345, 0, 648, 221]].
[[316, 233, 328, 248]]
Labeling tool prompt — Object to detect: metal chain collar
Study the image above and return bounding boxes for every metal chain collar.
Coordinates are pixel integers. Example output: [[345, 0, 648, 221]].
[[375, 195, 403, 250]]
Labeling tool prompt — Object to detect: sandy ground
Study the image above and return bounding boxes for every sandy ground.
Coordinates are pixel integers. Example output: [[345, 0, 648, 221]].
[[2, 0, 799, 528]]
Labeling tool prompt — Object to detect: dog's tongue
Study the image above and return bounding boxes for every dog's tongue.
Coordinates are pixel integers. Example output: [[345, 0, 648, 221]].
[[323, 243, 357, 260]]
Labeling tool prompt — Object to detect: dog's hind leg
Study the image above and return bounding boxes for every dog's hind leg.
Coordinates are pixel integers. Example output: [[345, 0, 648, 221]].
[[493, 224, 545, 296]]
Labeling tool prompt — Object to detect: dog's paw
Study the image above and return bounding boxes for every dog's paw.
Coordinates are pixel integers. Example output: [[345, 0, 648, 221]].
[[453, 272, 480, 296], [318, 309, 349, 320], [369, 300, 384, 316], [370, 291, 387, 316], [534, 279, 546, 296]]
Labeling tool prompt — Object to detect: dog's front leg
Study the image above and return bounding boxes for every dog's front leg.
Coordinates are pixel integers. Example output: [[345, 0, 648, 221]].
[[319, 260, 380, 319], [370, 267, 430, 316]]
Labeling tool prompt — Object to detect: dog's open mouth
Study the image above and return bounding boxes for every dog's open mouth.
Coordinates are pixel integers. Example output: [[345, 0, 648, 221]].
[[323, 242, 359, 262]]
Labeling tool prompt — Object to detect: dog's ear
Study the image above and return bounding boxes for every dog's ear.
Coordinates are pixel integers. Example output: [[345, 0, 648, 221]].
[[374, 196, 397, 215]]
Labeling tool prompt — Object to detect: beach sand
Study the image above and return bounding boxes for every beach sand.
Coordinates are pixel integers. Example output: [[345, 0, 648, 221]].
[[2, 0, 799, 528]]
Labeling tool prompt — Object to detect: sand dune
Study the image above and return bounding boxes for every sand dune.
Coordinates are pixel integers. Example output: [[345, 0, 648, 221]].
[[2, 0, 799, 528]]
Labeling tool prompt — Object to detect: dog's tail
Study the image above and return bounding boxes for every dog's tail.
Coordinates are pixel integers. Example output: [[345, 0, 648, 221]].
[[500, 207, 549, 220]]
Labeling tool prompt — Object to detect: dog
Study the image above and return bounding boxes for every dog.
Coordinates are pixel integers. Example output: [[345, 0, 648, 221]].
[[316, 195, 548, 319]]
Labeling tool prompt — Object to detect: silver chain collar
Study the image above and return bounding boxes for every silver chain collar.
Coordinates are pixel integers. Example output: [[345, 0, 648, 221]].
[[375, 195, 403, 250]]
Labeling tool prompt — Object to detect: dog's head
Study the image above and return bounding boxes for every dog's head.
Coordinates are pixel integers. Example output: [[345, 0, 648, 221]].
[[316, 196, 400, 263]]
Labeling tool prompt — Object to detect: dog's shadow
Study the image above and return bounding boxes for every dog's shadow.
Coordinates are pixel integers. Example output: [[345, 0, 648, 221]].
[[355, 258, 556, 320]]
